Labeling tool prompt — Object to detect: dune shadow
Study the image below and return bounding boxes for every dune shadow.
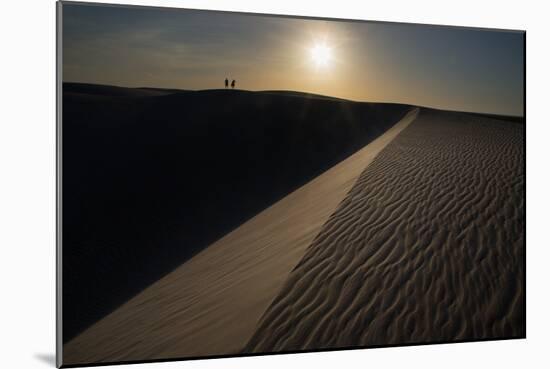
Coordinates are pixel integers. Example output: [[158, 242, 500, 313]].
[[61, 83, 410, 343]]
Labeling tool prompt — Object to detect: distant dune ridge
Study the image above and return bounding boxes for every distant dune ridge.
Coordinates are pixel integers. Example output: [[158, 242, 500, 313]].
[[245, 109, 525, 352], [62, 84, 524, 365]]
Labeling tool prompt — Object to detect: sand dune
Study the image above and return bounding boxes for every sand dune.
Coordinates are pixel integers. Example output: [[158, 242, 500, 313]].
[[62, 84, 409, 341], [245, 109, 525, 352], [62, 108, 419, 365], [62, 92, 524, 365]]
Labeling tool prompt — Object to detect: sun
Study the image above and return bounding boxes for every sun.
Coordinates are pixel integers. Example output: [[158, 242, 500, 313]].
[[310, 42, 332, 68]]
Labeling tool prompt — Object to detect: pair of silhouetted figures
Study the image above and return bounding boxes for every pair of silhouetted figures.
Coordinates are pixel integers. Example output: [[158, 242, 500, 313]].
[[225, 78, 236, 89]]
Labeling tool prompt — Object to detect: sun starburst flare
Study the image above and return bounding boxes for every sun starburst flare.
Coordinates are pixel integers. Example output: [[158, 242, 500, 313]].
[[310, 42, 332, 68]]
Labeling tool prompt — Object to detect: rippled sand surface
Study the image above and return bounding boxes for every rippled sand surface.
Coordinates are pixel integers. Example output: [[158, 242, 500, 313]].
[[246, 109, 525, 352]]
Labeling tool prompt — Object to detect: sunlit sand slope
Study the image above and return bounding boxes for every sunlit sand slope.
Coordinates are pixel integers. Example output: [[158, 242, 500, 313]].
[[62, 109, 419, 365], [245, 109, 525, 352]]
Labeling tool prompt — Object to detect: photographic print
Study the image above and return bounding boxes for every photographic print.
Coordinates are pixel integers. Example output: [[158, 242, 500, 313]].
[[58, 1, 525, 366]]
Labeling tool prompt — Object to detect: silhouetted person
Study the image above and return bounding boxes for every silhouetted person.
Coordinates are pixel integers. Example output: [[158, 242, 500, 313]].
[[225, 78, 228, 89], [231, 80, 236, 89]]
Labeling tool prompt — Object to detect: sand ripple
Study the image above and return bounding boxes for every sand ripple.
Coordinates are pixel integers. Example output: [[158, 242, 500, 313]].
[[245, 109, 525, 352]]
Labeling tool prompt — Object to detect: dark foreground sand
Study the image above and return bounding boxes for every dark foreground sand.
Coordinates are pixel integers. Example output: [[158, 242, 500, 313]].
[[245, 109, 525, 352]]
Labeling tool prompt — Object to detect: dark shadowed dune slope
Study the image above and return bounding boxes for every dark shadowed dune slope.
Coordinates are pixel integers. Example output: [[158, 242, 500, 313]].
[[245, 109, 525, 352], [61, 83, 409, 342]]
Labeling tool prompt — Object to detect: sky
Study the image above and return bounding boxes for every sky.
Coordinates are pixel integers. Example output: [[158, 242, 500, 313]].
[[62, 3, 525, 116]]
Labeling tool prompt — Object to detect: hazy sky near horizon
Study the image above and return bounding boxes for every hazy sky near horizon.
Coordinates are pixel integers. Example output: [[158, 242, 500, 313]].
[[63, 3, 524, 116]]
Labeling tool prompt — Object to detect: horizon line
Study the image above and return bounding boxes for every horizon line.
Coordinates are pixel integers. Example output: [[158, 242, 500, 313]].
[[62, 81, 525, 119]]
